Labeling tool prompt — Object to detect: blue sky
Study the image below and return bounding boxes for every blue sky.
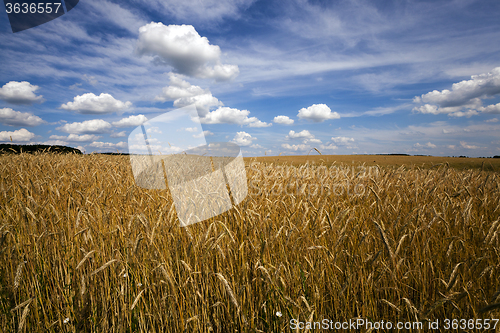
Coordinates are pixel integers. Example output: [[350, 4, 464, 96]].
[[1, 0, 500, 156]]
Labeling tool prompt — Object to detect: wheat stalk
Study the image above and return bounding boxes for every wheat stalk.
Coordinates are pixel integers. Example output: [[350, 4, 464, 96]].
[[91, 259, 118, 276], [215, 273, 240, 313]]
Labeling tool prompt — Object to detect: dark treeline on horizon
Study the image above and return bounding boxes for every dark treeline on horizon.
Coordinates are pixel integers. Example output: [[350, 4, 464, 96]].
[[0, 144, 82, 154]]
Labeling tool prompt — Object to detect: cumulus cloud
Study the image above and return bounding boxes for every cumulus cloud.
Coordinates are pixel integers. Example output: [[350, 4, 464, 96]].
[[156, 74, 207, 101], [480, 102, 500, 114], [175, 93, 223, 117], [286, 130, 314, 139], [42, 139, 68, 146], [304, 138, 322, 144], [155, 74, 223, 116], [200, 107, 271, 127], [232, 131, 256, 146], [0, 81, 44, 104], [415, 67, 500, 107], [0, 128, 35, 142], [112, 114, 148, 127], [136, 23, 239, 81], [61, 93, 132, 114], [247, 118, 272, 128], [281, 143, 309, 151], [273, 115, 294, 125], [49, 134, 101, 142], [486, 118, 499, 123], [154, 74, 266, 125], [57, 119, 112, 134], [201, 107, 248, 124], [110, 131, 127, 138], [413, 67, 500, 117], [460, 141, 480, 149], [0, 108, 45, 126], [319, 144, 338, 151], [414, 142, 436, 148], [90, 141, 128, 149], [297, 104, 340, 122], [331, 136, 355, 144], [413, 104, 452, 115]]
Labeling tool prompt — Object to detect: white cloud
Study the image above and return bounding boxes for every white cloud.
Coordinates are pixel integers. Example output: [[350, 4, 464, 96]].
[[90, 141, 128, 149], [412, 103, 479, 117], [246, 118, 272, 127], [42, 140, 68, 146], [200, 107, 270, 127], [232, 131, 256, 146], [413, 104, 440, 115], [112, 114, 148, 128], [319, 144, 338, 151], [57, 119, 112, 134], [273, 115, 294, 125], [414, 142, 436, 148], [460, 141, 480, 149], [331, 136, 355, 144], [49, 134, 101, 142], [184, 127, 198, 132], [201, 107, 248, 124], [250, 144, 264, 148], [193, 130, 213, 138], [286, 130, 314, 139], [448, 109, 480, 118], [174, 93, 223, 117], [0, 81, 44, 104], [416, 67, 500, 107], [297, 104, 340, 122], [136, 23, 239, 81], [480, 102, 500, 114], [486, 118, 499, 123], [155, 74, 223, 116], [110, 131, 127, 137], [0, 108, 45, 126], [285, 130, 321, 144], [304, 138, 322, 144], [155, 73, 207, 101], [61, 93, 132, 114], [413, 67, 500, 117], [281, 143, 309, 151], [0, 128, 35, 142]]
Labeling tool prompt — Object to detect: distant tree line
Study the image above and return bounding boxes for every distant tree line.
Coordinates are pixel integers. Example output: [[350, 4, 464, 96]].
[[0, 144, 82, 154]]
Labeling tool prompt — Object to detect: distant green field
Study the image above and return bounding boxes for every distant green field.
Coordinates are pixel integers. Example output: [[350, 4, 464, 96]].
[[244, 154, 500, 171]]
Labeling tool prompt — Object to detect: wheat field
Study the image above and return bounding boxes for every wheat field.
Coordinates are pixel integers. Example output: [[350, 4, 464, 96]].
[[0, 153, 499, 332]]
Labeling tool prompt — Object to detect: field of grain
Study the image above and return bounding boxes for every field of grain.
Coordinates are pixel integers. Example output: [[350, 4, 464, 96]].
[[1, 153, 499, 332]]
